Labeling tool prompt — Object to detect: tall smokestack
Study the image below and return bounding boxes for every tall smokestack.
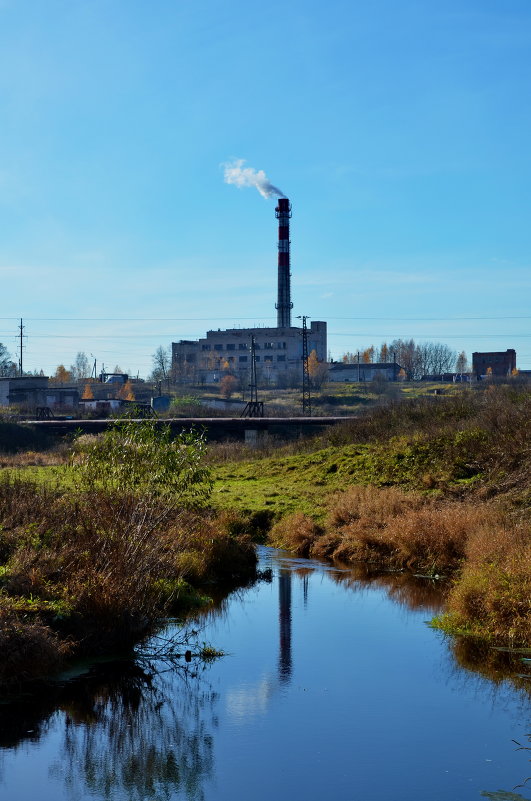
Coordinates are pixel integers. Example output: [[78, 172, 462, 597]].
[[275, 197, 293, 328]]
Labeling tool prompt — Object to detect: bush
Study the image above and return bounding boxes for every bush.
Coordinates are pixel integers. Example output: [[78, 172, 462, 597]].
[[71, 419, 212, 504], [269, 513, 322, 557]]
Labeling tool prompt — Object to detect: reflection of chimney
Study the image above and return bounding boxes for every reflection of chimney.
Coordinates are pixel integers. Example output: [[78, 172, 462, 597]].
[[275, 198, 293, 328], [278, 569, 292, 683]]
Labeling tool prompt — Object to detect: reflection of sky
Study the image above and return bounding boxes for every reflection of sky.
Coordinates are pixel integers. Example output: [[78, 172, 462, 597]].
[[225, 676, 275, 721]]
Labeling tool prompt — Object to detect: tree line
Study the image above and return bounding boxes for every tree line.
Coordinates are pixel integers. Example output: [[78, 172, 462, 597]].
[[340, 340, 467, 380]]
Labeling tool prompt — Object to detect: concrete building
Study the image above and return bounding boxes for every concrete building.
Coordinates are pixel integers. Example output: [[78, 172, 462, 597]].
[[173, 321, 327, 386], [0, 376, 79, 410], [472, 349, 516, 379], [328, 362, 399, 382], [171, 198, 327, 387]]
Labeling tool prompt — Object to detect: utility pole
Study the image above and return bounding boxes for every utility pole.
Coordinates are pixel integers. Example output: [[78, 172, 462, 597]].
[[18, 318, 24, 376], [241, 335, 264, 417], [357, 350, 360, 383], [298, 315, 311, 416]]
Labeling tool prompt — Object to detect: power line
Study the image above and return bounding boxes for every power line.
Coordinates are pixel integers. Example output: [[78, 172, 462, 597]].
[[0, 315, 530, 322]]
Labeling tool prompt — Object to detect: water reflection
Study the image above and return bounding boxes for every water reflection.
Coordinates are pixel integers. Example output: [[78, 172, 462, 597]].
[[1, 659, 217, 801], [329, 562, 449, 613], [0, 549, 529, 801], [278, 569, 292, 683]]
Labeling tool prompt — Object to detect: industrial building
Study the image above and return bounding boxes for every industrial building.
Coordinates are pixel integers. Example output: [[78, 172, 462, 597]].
[[172, 198, 327, 386], [0, 376, 79, 410], [328, 362, 399, 382], [472, 349, 516, 379]]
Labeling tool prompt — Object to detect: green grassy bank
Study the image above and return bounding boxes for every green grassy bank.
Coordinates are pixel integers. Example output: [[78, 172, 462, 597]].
[[211, 385, 531, 647]]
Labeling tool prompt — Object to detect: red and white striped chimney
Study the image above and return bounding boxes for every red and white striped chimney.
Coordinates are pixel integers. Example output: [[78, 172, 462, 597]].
[[275, 197, 293, 328]]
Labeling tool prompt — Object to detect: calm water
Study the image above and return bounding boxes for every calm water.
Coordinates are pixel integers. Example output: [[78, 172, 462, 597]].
[[0, 546, 529, 801]]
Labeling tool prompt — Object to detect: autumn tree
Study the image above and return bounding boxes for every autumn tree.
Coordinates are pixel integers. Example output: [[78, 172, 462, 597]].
[[118, 380, 135, 401], [379, 343, 389, 363], [50, 365, 73, 384], [362, 346, 375, 363], [220, 374, 238, 399], [307, 349, 329, 389], [82, 382, 94, 400]]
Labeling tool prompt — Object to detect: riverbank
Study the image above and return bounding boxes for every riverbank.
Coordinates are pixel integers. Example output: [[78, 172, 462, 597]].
[[0, 386, 529, 686], [211, 385, 531, 647], [0, 422, 258, 690]]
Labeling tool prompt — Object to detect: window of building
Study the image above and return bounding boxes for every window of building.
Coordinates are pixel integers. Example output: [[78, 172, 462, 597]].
[[255, 355, 260, 362], [264, 342, 273, 349], [264, 356, 273, 362], [277, 355, 286, 362], [239, 355, 248, 363], [238, 343, 247, 350], [201, 344, 211, 351], [214, 344, 223, 351], [226, 343, 235, 351]]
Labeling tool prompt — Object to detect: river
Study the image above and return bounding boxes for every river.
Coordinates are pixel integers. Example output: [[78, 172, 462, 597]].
[[0, 546, 529, 801]]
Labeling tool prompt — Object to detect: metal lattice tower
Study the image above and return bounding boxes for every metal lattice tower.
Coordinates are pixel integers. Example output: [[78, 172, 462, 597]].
[[275, 198, 293, 328], [241, 335, 264, 417], [299, 315, 311, 416]]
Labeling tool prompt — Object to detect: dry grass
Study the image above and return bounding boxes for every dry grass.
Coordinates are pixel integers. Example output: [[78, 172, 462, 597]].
[[267, 482, 530, 646], [269, 486, 486, 573], [0, 476, 257, 684], [269, 512, 323, 558], [441, 520, 531, 645]]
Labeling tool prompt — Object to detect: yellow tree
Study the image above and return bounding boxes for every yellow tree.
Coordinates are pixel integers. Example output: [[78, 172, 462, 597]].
[[50, 365, 72, 384], [308, 349, 328, 389], [119, 380, 135, 401], [82, 382, 94, 400], [362, 346, 375, 363]]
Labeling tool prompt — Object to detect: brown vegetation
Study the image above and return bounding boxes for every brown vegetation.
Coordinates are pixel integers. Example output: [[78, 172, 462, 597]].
[[0, 476, 257, 687], [268, 484, 531, 645]]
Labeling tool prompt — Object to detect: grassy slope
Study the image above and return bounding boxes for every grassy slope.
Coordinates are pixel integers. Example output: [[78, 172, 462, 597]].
[[212, 433, 484, 520]]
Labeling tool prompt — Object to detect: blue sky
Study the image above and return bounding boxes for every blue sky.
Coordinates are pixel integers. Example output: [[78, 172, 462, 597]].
[[1, 0, 530, 376]]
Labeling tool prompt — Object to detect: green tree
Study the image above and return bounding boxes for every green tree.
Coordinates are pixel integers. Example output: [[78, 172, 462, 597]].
[[72, 420, 211, 505]]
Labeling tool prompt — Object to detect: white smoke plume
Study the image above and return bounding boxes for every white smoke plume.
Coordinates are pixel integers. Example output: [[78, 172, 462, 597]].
[[223, 158, 285, 199]]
